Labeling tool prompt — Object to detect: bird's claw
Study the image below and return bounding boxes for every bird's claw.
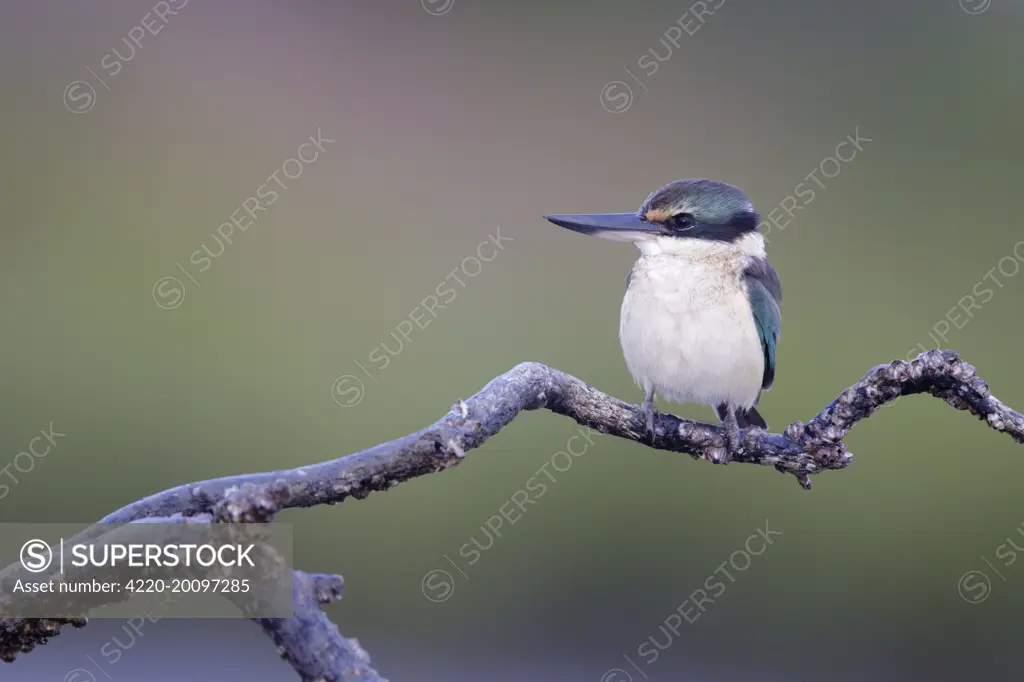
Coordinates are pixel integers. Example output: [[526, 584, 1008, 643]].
[[718, 419, 743, 464], [640, 398, 659, 446]]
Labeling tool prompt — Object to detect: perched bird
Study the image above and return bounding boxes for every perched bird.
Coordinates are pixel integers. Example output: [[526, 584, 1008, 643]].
[[545, 179, 781, 462]]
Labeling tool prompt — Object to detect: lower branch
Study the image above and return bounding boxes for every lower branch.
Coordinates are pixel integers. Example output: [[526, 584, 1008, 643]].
[[1, 485, 388, 681], [256, 571, 384, 682]]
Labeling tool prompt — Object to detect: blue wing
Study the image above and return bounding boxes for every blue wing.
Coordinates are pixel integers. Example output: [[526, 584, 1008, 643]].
[[744, 258, 782, 390]]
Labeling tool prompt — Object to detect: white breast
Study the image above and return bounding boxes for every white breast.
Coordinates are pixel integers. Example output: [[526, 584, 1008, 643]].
[[619, 234, 766, 409]]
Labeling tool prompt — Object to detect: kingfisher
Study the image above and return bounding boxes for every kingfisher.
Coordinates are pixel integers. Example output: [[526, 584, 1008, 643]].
[[545, 179, 781, 463]]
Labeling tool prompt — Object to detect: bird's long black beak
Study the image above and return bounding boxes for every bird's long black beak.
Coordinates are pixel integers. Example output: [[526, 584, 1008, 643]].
[[544, 213, 666, 242]]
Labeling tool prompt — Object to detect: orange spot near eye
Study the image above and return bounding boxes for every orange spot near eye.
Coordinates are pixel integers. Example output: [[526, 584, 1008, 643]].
[[644, 209, 669, 223]]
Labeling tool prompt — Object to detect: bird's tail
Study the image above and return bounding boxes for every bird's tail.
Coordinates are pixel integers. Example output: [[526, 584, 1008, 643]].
[[715, 404, 768, 430]]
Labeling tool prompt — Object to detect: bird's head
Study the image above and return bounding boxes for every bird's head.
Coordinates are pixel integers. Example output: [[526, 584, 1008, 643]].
[[545, 178, 760, 254]]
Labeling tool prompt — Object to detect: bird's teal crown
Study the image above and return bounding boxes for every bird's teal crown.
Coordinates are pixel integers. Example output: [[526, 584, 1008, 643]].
[[638, 178, 754, 225]]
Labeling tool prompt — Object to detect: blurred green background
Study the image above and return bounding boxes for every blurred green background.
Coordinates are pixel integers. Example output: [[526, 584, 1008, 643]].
[[2, 0, 1023, 679]]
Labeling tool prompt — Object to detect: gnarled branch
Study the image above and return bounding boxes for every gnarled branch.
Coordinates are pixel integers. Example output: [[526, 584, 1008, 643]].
[[1, 349, 1021, 679]]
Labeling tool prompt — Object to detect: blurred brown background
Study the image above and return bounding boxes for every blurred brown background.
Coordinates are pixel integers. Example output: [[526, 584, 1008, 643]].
[[2, 0, 1023, 679]]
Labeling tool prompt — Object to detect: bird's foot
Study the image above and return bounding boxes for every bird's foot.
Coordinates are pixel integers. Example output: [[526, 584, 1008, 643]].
[[715, 412, 744, 464], [724, 425, 741, 462], [640, 398, 659, 446]]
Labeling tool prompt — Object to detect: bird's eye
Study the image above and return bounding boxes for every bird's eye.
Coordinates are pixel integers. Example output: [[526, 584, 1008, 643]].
[[671, 213, 695, 230]]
